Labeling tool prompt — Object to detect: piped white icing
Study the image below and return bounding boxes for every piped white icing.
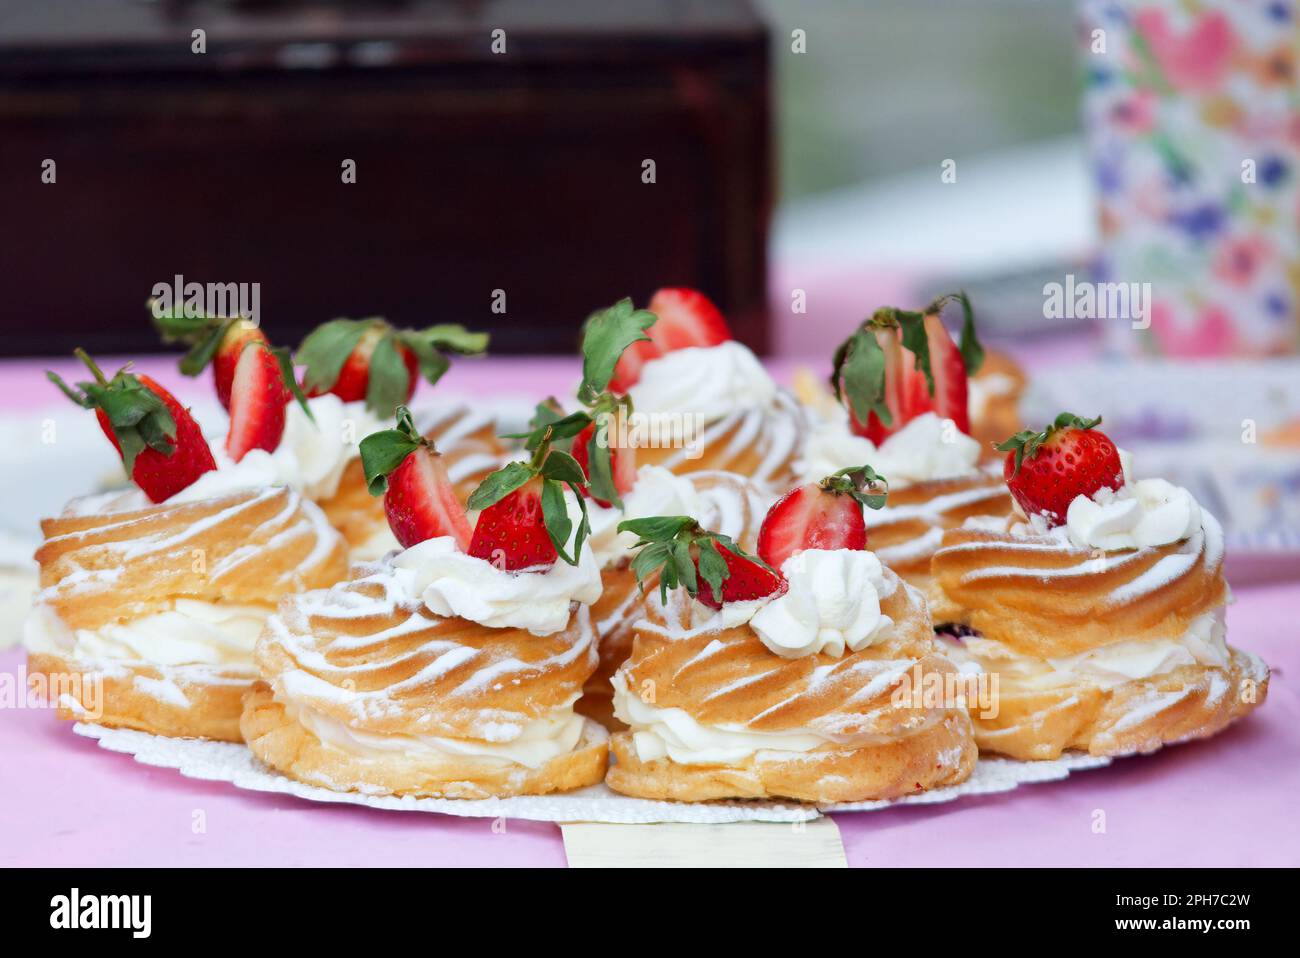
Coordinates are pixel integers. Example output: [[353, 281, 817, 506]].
[[797, 411, 980, 487], [629, 342, 777, 423], [749, 550, 895, 659]]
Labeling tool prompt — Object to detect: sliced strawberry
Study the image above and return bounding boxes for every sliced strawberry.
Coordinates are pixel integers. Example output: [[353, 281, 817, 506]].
[[149, 302, 268, 410], [468, 477, 558, 570], [319, 324, 420, 404], [384, 445, 473, 550], [608, 337, 662, 394], [212, 321, 268, 410], [570, 421, 637, 507], [848, 327, 908, 444], [695, 542, 785, 609], [998, 414, 1124, 525], [757, 484, 868, 572], [226, 341, 290, 462], [924, 312, 970, 434], [50, 352, 216, 503], [646, 287, 732, 351]]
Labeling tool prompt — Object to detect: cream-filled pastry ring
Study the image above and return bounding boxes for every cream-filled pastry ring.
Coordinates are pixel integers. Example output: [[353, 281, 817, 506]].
[[581, 469, 773, 730], [244, 560, 608, 799], [28, 649, 251, 742], [26, 487, 348, 741], [605, 569, 977, 804], [241, 682, 609, 800], [929, 510, 1269, 759], [950, 647, 1268, 761]]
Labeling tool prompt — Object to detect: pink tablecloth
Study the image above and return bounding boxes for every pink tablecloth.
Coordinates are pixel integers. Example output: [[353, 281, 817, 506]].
[[2, 580, 1293, 868], [2, 354, 1295, 867]]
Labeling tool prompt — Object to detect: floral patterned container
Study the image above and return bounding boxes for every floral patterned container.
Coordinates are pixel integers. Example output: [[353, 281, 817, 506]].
[[1079, 0, 1299, 356]]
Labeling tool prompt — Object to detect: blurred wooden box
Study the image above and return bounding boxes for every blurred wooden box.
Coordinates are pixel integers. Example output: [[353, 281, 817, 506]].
[[0, 0, 771, 356]]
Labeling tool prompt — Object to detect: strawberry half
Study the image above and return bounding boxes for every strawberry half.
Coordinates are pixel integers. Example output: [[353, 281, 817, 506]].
[[646, 287, 732, 351], [468, 476, 558, 570], [360, 407, 473, 549], [608, 287, 731, 391], [835, 293, 983, 443], [226, 341, 291, 462], [571, 421, 637, 508], [757, 466, 888, 572], [149, 300, 268, 411], [996, 413, 1123, 526], [49, 350, 217, 503], [298, 318, 488, 417], [617, 515, 783, 608], [694, 542, 785, 610]]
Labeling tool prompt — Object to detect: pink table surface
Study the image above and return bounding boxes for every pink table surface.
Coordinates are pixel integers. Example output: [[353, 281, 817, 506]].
[[2, 581, 1294, 868], [2, 351, 1295, 867]]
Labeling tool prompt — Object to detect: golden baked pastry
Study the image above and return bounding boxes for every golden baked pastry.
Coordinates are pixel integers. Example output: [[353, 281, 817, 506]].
[[581, 469, 772, 729], [26, 487, 349, 741], [930, 412, 1270, 760], [242, 543, 609, 799], [606, 563, 977, 804]]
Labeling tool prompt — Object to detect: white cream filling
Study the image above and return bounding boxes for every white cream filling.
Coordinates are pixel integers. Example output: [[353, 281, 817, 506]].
[[937, 609, 1230, 691], [611, 671, 828, 765], [285, 694, 587, 769], [23, 599, 269, 668]]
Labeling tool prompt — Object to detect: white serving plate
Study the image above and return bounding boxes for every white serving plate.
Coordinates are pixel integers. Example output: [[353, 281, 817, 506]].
[[72, 723, 1110, 825]]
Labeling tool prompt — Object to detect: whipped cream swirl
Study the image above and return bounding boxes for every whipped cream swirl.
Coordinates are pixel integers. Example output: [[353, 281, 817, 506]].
[[749, 549, 895, 658], [1065, 477, 1203, 552], [797, 411, 980, 486], [175, 394, 386, 504], [628, 341, 778, 423], [390, 535, 602, 637]]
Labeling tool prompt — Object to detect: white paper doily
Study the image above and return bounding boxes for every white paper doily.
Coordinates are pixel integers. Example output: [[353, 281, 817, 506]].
[[73, 723, 1111, 824]]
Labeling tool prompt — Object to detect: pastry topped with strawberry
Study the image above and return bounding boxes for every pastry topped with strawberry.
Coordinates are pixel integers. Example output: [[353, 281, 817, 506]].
[[33, 349, 348, 741], [240, 408, 610, 799], [801, 294, 1011, 587], [150, 307, 501, 558], [602, 466, 977, 804], [599, 287, 806, 491], [926, 413, 1270, 761]]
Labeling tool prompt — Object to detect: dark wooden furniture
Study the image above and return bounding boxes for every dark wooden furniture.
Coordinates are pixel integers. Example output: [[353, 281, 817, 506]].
[[0, 0, 771, 356]]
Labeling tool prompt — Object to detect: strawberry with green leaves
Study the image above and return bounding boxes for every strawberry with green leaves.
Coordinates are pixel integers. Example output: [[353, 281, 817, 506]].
[[359, 407, 475, 550], [832, 292, 984, 444], [297, 318, 488, 418], [48, 349, 217, 502], [149, 300, 269, 410], [617, 516, 783, 609], [362, 408, 592, 570], [756, 466, 889, 571], [608, 287, 733, 392], [996, 413, 1123, 526], [510, 297, 655, 509]]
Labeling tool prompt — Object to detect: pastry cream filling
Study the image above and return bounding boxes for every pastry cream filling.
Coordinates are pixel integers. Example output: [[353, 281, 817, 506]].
[[283, 694, 587, 769], [611, 671, 828, 765], [936, 609, 1230, 691], [23, 600, 269, 668], [797, 411, 981, 487]]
